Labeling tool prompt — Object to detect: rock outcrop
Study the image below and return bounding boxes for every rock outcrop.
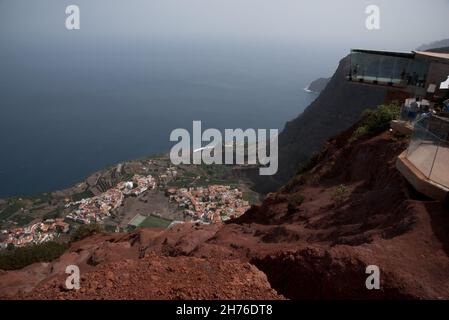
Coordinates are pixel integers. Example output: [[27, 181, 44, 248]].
[[306, 77, 330, 93], [263, 55, 389, 192]]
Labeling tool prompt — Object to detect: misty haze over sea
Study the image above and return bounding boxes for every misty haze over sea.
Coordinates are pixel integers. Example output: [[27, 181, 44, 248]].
[[0, 39, 322, 197], [1, 0, 448, 198]]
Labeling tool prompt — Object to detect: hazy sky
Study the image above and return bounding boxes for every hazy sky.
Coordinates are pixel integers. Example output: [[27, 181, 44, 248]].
[[0, 0, 448, 80], [0, 0, 448, 52]]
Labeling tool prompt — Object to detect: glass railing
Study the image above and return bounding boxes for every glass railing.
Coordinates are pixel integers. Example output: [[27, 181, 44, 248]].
[[399, 106, 430, 123], [349, 50, 429, 87], [399, 105, 417, 122], [406, 123, 449, 189]]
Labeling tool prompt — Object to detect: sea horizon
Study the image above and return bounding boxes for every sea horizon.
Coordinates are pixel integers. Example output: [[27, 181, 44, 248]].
[[0, 39, 326, 198]]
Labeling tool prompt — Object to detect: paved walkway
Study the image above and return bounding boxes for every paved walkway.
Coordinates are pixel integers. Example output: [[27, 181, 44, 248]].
[[407, 142, 449, 188]]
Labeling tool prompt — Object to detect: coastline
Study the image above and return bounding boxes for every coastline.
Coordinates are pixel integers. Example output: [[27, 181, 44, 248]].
[[303, 86, 320, 94]]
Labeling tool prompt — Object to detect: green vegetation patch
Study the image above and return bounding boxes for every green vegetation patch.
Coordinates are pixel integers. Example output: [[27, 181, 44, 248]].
[[243, 191, 259, 205], [350, 102, 401, 143], [193, 178, 239, 187], [0, 241, 68, 271], [287, 193, 305, 213], [103, 224, 118, 233], [167, 179, 192, 187], [70, 223, 102, 242], [0, 201, 24, 221], [138, 215, 172, 229], [71, 190, 94, 202], [331, 184, 350, 207], [10, 214, 34, 227], [43, 208, 62, 221], [32, 193, 52, 205]]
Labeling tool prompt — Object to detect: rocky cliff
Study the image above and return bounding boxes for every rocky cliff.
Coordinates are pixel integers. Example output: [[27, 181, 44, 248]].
[[267, 55, 389, 190], [271, 43, 449, 191], [416, 38, 449, 51], [306, 77, 330, 93], [2, 44, 449, 300], [2, 123, 449, 299]]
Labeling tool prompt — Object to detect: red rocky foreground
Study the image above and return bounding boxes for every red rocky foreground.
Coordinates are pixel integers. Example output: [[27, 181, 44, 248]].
[[1, 130, 449, 299]]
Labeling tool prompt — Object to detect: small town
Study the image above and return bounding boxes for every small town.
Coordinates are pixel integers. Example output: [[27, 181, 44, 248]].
[[0, 167, 253, 249], [0, 174, 157, 249], [167, 185, 250, 223], [0, 218, 70, 249], [66, 174, 156, 224]]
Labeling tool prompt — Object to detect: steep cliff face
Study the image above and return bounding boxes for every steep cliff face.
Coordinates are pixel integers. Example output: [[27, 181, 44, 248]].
[[266, 44, 449, 191], [416, 38, 449, 51], [270, 55, 389, 189]]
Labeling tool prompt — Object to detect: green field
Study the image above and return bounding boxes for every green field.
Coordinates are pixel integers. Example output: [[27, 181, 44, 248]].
[[138, 215, 172, 229], [10, 214, 34, 226], [0, 201, 23, 221], [128, 214, 146, 227]]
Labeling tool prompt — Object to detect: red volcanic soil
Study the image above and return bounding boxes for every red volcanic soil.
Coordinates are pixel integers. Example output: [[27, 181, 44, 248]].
[[2, 130, 449, 300], [19, 253, 282, 300]]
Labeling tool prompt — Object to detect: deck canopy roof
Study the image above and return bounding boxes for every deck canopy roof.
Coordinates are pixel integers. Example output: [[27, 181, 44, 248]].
[[351, 49, 415, 59], [351, 49, 449, 62], [414, 51, 449, 63]]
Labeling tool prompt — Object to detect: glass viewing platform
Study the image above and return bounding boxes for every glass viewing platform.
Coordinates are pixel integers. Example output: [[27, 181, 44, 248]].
[[406, 116, 449, 190], [349, 49, 429, 88], [397, 115, 449, 202]]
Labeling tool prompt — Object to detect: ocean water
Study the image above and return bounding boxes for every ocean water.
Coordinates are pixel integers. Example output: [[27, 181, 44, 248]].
[[0, 40, 324, 198]]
